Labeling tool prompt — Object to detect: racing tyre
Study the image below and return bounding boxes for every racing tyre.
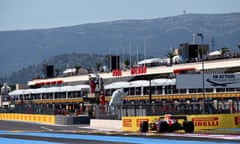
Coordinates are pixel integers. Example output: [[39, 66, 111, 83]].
[[140, 121, 149, 132], [156, 121, 169, 133], [183, 121, 194, 133], [150, 122, 156, 130]]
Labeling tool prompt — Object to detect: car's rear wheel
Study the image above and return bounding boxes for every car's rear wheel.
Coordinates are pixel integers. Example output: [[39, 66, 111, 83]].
[[183, 121, 194, 133], [139, 121, 149, 132], [149, 122, 156, 130]]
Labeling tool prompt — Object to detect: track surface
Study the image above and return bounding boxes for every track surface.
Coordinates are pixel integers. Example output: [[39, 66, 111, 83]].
[[0, 120, 239, 144]]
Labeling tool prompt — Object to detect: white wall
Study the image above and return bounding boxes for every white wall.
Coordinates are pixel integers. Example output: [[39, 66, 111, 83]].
[[90, 119, 122, 131]]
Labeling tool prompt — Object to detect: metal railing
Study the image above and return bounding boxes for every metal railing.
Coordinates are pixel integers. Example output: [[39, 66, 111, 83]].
[[93, 101, 240, 120], [1, 100, 239, 120]]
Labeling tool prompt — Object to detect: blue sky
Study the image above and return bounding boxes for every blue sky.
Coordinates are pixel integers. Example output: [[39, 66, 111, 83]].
[[0, 0, 239, 31]]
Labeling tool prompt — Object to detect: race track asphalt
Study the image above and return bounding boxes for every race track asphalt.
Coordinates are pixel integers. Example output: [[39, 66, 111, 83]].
[[0, 120, 239, 144]]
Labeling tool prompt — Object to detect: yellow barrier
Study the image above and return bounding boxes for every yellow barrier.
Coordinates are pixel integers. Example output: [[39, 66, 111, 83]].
[[188, 114, 240, 131], [0, 113, 55, 125], [122, 116, 158, 132], [122, 114, 240, 132]]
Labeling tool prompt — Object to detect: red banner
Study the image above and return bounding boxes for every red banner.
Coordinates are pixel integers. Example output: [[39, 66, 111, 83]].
[[130, 66, 147, 75], [112, 69, 122, 76]]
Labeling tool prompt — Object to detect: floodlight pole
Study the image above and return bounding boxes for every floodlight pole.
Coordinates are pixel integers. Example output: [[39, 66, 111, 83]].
[[197, 33, 206, 114]]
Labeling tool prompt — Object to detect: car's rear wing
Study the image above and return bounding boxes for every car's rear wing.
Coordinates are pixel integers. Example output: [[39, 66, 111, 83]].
[[159, 115, 187, 120]]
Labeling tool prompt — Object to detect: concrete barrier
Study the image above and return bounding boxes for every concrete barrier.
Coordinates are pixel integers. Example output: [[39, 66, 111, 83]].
[[90, 119, 122, 130], [55, 115, 89, 125]]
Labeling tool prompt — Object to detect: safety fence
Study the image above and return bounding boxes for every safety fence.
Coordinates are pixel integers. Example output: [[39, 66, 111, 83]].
[[1, 100, 239, 120], [93, 101, 240, 120]]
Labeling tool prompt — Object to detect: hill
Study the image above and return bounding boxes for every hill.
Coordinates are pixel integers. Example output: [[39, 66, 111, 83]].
[[0, 13, 239, 79]]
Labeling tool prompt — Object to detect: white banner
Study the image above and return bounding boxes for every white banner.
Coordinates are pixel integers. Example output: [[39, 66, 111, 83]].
[[176, 73, 240, 89]]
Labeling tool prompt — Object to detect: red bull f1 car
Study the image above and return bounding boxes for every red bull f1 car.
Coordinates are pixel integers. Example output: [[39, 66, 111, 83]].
[[140, 114, 194, 133]]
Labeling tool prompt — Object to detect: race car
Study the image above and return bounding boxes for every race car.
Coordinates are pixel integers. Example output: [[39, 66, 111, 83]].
[[139, 114, 194, 133]]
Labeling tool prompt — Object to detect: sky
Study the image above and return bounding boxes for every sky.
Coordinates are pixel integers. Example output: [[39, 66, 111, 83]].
[[0, 0, 239, 31]]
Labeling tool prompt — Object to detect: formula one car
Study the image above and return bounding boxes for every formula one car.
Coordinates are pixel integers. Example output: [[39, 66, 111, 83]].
[[140, 114, 194, 133]]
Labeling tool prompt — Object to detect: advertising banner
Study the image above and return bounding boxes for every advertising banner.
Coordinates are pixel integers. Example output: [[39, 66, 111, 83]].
[[0, 113, 55, 125], [122, 114, 240, 132], [122, 116, 158, 132], [176, 73, 240, 89]]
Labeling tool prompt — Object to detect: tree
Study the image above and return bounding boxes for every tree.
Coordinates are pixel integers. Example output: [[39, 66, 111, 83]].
[[238, 45, 240, 51], [166, 52, 176, 65], [55, 68, 60, 76], [219, 47, 230, 56], [124, 59, 130, 69], [196, 47, 203, 60], [96, 62, 102, 72], [74, 65, 81, 75]]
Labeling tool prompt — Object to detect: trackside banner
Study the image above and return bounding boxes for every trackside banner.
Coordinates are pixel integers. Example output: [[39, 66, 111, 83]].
[[122, 114, 240, 132], [176, 73, 240, 89], [0, 113, 55, 125]]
